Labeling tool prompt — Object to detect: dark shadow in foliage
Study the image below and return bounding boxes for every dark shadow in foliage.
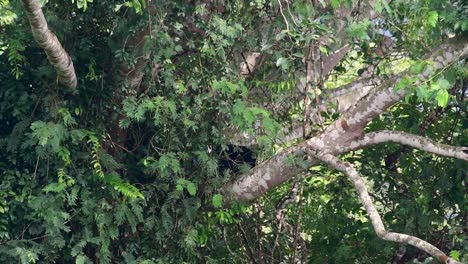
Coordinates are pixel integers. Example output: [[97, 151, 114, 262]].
[[218, 145, 256, 176]]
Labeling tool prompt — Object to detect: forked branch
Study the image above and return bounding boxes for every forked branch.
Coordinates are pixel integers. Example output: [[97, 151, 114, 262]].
[[308, 150, 462, 264], [347, 130, 468, 162], [21, 0, 77, 90]]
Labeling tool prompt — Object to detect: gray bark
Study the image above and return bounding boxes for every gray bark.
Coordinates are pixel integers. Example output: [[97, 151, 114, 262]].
[[224, 36, 468, 203], [21, 0, 77, 90]]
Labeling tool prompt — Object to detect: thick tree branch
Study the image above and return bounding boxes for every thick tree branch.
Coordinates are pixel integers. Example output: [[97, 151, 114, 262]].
[[224, 36, 468, 203], [118, 4, 159, 90], [346, 130, 468, 161], [308, 150, 461, 264], [314, 36, 468, 149], [232, 36, 468, 147], [311, 36, 466, 146], [118, 25, 154, 90], [229, 76, 381, 147], [320, 44, 351, 78], [21, 0, 77, 90], [324, 76, 381, 99], [223, 144, 314, 202]]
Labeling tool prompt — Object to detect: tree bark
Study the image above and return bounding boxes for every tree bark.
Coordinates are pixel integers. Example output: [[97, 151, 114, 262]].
[[21, 0, 77, 90], [224, 36, 468, 203], [309, 150, 462, 264]]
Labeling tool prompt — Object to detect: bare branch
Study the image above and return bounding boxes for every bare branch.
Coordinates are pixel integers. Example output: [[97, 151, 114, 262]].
[[308, 150, 462, 264], [21, 0, 77, 90], [347, 130, 468, 161]]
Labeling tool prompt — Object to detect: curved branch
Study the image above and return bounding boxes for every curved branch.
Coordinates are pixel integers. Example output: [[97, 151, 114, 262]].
[[224, 33, 468, 203], [21, 0, 77, 90], [308, 150, 461, 264], [347, 130, 468, 161]]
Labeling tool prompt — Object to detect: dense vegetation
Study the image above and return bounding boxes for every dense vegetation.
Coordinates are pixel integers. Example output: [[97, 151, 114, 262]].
[[0, 0, 467, 263]]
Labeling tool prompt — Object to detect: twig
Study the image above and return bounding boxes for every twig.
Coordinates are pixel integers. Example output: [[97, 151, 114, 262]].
[[271, 180, 300, 261], [237, 222, 258, 264], [222, 225, 240, 260], [277, 0, 289, 31]]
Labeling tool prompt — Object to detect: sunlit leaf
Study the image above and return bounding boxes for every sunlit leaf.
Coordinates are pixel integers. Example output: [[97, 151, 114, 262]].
[[212, 194, 223, 208], [436, 89, 449, 107]]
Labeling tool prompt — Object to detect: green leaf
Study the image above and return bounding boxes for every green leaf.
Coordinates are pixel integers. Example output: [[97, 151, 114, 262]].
[[449, 250, 461, 261], [319, 46, 328, 55], [243, 109, 256, 125], [430, 82, 440, 91], [381, 0, 393, 16], [395, 77, 412, 91], [212, 194, 223, 208], [176, 184, 184, 192], [30, 121, 67, 152], [410, 61, 426, 74], [436, 89, 449, 107], [347, 20, 371, 40], [114, 4, 123, 12], [415, 84, 429, 102], [186, 182, 197, 196], [261, 43, 273, 52], [330, 0, 342, 9], [276, 57, 289, 71], [104, 173, 144, 199], [275, 30, 288, 41], [233, 100, 246, 116], [426, 11, 438, 28], [176, 81, 187, 94], [437, 78, 450, 90], [43, 182, 66, 193], [158, 153, 180, 176], [76, 255, 90, 264]]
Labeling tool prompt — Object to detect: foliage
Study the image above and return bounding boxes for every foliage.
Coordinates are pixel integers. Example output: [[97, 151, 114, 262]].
[[0, 0, 466, 263]]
